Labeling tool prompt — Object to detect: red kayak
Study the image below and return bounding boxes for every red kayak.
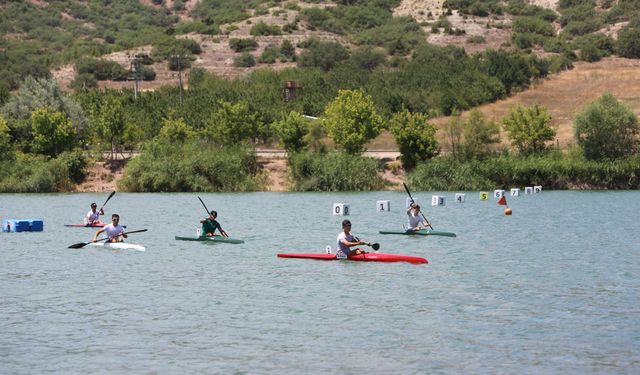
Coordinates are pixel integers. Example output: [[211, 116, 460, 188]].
[[277, 252, 427, 264]]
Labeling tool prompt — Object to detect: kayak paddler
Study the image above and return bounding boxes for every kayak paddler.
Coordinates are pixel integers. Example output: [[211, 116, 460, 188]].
[[407, 203, 430, 231], [84, 202, 105, 226], [93, 214, 127, 243], [336, 219, 370, 257], [200, 210, 229, 238]]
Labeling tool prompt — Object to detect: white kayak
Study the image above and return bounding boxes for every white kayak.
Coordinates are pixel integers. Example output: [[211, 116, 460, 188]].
[[88, 241, 146, 252]]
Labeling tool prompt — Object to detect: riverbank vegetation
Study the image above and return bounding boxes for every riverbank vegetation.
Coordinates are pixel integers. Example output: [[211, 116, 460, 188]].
[[118, 139, 264, 192], [1, 1, 639, 191]]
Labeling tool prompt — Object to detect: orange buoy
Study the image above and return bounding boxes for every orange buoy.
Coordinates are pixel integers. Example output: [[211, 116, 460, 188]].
[[504, 208, 512, 215]]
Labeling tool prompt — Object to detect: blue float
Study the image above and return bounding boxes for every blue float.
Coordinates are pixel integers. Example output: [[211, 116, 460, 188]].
[[2, 219, 44, 232]]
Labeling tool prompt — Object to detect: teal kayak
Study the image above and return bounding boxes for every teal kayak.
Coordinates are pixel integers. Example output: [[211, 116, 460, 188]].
[[378, 229, 457, 237], [174, 235, 245, 244]]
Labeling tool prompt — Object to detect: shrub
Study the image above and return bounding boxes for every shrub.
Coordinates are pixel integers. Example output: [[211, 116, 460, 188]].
[[617, 24, 640, 58], [0, 151, 87, 192], [502, 104, 556, 155], [408, 153, 640, 190], [574, 92, 639, 160], [119, 140, 263, 192], [75, 58, 128, 81], [389, 109, 439, 170], [272, 111, 309, 153], [259, 45, 279, 64], [234, 53, 256, 67], [467, 35, 486, 44], [289, 152, 385, 191], [70, 73, 98, 91], [297, 39, 349, 71], [250, 21, 282, 36], [229, 38, 259, 52]]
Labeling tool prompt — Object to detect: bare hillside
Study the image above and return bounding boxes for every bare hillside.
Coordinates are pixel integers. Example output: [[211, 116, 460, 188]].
[[431, 57, 640, 150]]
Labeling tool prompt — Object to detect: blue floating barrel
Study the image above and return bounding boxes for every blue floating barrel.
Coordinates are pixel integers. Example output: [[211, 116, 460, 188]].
[[27, 219, 44, 232], [2, 219, 43, 232]]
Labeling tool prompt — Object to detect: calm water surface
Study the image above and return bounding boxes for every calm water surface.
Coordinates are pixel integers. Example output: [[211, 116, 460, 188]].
[[1, 191, 639, 374]]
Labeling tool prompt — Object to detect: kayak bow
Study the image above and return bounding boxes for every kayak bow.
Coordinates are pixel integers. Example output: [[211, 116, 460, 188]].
[[378, 229, 456, 237], [277, 252, 427, 264], [87, 242, 145, 251], [174, 235, 245, 244]]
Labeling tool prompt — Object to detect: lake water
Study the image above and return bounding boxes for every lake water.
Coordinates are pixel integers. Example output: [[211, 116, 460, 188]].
[[1, 191, 639, 374]]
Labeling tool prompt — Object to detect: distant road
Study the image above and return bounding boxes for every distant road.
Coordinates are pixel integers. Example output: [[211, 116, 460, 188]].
[[255, 148, 400, 159], [102, 149, 400, 160]]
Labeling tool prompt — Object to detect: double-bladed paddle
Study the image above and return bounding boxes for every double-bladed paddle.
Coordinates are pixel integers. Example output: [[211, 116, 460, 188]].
[[68, 229, 148, 249], [197, 196, 210, 215], [403, 182, 434, 230], [197, 196, 229, 238], [100, 191, 116, 212], [355, 236, 380, 251]]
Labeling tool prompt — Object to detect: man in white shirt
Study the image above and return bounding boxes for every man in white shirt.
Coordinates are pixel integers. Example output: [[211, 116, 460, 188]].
[[85, 202, 104, 225], [407, 203, 430, 231], [336, 220, 371, 258], [93, 214, 127, 242]]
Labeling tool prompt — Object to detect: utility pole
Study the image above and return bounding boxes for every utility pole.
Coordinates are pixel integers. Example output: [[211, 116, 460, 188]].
[[169, 50, 190, 106], [128, 54, 141, 99]]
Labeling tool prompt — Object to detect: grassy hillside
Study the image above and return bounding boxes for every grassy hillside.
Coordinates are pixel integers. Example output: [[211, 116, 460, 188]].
[[1, 0, 640, 152]]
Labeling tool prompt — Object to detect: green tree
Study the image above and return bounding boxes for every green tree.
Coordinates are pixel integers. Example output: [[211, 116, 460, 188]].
[[443, 113, 464, 159], [89, 95, 126, 159], [298, 39, 349, 71], [158, 117, 195, 142], [617, 24, 640, 58], [389, 109, 439, 169], [1, 77, 86, 149], [461, 109, 501, 160], [502, 104, 556, 155], [205, 100, 263, 145], [0, 116, 13, 158], [31, 108, 78, 157], [272, 111, 309, 153], [280, 40, 296, 61], [574, 92, 639, 160], [323, 89, 383, 154]]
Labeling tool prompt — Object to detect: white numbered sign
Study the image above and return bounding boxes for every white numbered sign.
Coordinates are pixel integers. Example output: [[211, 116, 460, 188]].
[[431, 195, 445, 206], [534, 185, 542, 193], [510, 188, 520, 197], [332, 203, 350, 216], [455, 193, 465, 203], [376, 200, 390, 212], [494, 189, 505, 199], [525, 187, 533, 195]]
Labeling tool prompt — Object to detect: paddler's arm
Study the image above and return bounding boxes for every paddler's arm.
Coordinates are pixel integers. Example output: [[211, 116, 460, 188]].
[[93, 228, 105, 241]]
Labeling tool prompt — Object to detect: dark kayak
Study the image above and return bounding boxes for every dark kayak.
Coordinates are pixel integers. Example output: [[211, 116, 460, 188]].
[[277, 252, 427, 264], [174, 235, 244, 244], [378, 229, 456, 237]]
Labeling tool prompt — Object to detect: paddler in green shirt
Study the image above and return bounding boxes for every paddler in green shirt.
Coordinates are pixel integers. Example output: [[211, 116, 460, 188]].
[[200, 210, 229, 238]]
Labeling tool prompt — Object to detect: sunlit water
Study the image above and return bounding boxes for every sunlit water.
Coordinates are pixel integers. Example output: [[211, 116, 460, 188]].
[[1, 191, 639, 374]]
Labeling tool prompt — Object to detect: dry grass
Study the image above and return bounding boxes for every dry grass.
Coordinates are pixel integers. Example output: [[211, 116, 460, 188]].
[[428, 57, 640, 150]]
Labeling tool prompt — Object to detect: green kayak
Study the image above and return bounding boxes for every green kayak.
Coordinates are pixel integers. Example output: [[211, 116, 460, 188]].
[[174, 235, 245, 244], [378, 229, 457, 237]]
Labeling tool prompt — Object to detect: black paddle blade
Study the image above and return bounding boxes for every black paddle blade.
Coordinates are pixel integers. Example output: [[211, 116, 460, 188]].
[[68, 242, 88, 249], [372, 243, 380, 250]]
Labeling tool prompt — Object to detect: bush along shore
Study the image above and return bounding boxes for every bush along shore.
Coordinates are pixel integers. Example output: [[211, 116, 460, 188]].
[[407, 152, 640, 191]]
